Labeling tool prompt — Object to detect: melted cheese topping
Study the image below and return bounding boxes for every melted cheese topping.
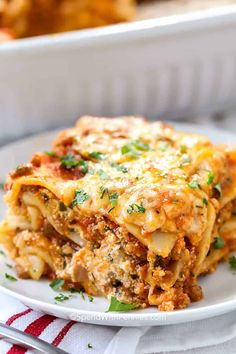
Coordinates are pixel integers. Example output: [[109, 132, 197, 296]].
[[6, 118, 236, 244]]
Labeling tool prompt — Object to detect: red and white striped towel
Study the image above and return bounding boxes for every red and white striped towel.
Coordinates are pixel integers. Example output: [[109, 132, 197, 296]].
[[0, 294, 117, 354], [1, 293, 236, 354]]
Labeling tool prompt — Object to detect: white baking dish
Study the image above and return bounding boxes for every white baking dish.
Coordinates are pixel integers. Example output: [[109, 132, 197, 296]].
[[0, 5, 236, 144]]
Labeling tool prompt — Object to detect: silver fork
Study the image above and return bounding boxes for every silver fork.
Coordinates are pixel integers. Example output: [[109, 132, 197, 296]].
[[0, 322, 68, 353]]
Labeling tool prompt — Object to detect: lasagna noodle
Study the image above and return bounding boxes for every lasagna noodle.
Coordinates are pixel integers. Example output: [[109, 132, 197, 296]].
[[1, 116, 236, 311]]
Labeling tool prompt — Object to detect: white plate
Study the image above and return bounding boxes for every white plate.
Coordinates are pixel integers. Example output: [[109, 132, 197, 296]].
[[0, 122, 236, 327]]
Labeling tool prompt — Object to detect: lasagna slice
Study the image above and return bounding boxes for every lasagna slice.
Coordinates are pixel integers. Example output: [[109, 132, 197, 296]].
[[1, 116, 236, 311]]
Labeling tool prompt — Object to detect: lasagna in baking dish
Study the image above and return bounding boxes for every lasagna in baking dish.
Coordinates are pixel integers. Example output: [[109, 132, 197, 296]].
[[0, 0, 135, 39], [1, 116, 236, 311]]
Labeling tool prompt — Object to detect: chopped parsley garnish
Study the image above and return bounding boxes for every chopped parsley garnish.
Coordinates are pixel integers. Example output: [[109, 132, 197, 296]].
[[127, 202, 145, 214], [213, 237, 225, 249], [88, 295, 94, 302], [180, 145, 187, 153], [229, 256, 236, 270], [187, 180, 201, 189], [202, 197, 208, 206], [0, 182, 5, 190], [0, 250, 6, 257], [87, 343, 93, 349], [207, 171, 215, 185], [6, 263, 13, 269], [5, 273, 17, 282], [108, 207, 115, 213], [89, 152, 106, 160], [110, 162, 128, 173], [100, 188, 119, 206], [45, 151, 57, 157], [78, 160, 88, 174], [214, 183, 222, 197], [109, 192, 119, 206], [60, 154, 80, 169], [69, 288, 77, 293], [131, 140, 150, 151], [100, 187, 108, 199], [59, 202, 67, 212], [71, 189, 89, 208], [54, 293, 70, 303], [121, 140, 150, 158], [158, 141, 169, 152], [97, 169, 110, 180], [70, 287, 86, 299], [50, 279, 65, 291], [107, 296, 137, 312], [60, 155, 88, 173]]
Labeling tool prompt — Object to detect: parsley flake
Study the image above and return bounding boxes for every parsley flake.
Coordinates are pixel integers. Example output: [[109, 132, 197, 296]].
[[69, 288, 80, 294], [87, 343, 93, 349], [45, 151, 57, 157], [54, 293, 70, 302], [202, 197, 208, 205], [109, 192, 119, 206], [89, 152, 106, 160], [107, 297, 137, 312], [60, 154, 80, 169], [108, 207, 115, 213], [60, 155, 88, 173], [187, 180, 201, 190], [0, 250, 6, 257], [97, 169, 110, 180], [100, 187, 108, 199], [0, 182, 5, 190], [207, 171, 215, 185], [88, 295, 94, 302], [121, 140, 150, 158], [50, 279, 65, 291], [127, 203, 145, 214], [229, 256, 236, 270], [100, 188, 119, 206], [213, 237, 225, 249], [110, 162, 128, 173], [5, 273, 17, 282], [78, 160, 88, 174], [71, 189, 89, 208]]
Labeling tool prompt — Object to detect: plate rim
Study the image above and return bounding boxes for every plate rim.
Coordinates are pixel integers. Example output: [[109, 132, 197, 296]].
[[1, 282, 236, 327]]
